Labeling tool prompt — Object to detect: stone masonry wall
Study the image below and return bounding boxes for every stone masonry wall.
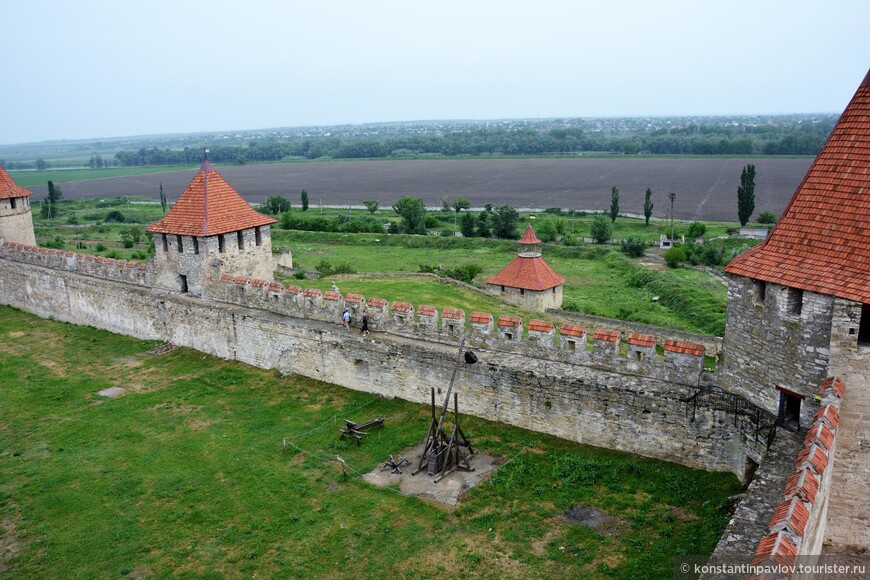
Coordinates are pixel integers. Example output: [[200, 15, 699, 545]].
[[0, 253, 771, 478], [721, 274, 835, 426], [0, 200, 37, 246]]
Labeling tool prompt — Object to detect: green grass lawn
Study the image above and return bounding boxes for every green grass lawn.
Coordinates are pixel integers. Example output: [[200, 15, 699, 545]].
[[0, 306, 741, 578]]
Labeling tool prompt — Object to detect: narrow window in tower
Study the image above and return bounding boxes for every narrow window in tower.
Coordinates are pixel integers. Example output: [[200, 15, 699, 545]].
[[237, 230, 244, 250]]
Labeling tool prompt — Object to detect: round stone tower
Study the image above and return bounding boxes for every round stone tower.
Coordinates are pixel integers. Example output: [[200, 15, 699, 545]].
[[0, 165, 37, 246]]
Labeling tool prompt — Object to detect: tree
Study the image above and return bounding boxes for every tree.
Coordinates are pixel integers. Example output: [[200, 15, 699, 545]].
[[737, 164, 756, 226], [459, 212, 476, 237], [392, 196, 427, 234], [643, 188, 654, 225], [609, 186, 620, 223], [264, 195, 291, 214], [159, 183, 168, 213], [757, 210, 777, 224], [491, 205, 520, 239], [664, 245, 688, 268], [451, 197, 470, 214], [363, 200, 380, 214], [301, 190, 309, 212], [41, 180, 63, 218], [590, 214, 612, 243], [476, 211, 490, 238], [36, 158, 47, 170]]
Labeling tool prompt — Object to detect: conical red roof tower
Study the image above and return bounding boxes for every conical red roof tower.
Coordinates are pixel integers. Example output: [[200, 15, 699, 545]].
[[486, 224, 565, 292]]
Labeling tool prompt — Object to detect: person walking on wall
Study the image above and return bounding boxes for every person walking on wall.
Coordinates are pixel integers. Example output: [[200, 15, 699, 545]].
[[360, 312, 369, 336], [342, 309, 351, 330]]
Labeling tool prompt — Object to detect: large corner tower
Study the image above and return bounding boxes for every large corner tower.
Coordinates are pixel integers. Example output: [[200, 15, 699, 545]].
[[146, 158, 277, 295], [0, 165, 37, 246], [721, 68, 870, 428]]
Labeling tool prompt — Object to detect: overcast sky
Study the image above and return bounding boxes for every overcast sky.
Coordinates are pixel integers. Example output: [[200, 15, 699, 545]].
[[2, 0, 868, 145]]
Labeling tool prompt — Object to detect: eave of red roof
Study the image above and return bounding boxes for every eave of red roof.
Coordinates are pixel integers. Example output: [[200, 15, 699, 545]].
[[146, 161, 276, 237], [725, 68, 870, 303], [0, 166, 33, 200], [485, 254, 565, 291]]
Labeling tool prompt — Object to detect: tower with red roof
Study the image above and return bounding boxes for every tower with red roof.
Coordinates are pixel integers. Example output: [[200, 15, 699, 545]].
[[0, 165, 37, 246], [146, 157, 277, 295], [721, 68, 870, 429], [485, 223, 565, 311]]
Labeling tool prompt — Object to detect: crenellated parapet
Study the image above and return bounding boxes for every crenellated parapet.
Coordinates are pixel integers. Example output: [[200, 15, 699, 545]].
[[751, 376, 845, 564], [198, 278, 709, 384], [0, 242, 151, 285]]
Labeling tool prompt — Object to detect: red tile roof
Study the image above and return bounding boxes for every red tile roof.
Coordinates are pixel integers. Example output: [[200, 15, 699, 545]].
[[470, 312, 492, 324], [417, 305, 437, 316], [323, 290, 341, 301], [795, 443, 829, 475], [391, 301, 413, 313], [804, 422, 835, 451], [768, 497, 810, 538], [303, 288, 322, 298], [628, 333, 656, 348], [442, 307, 464, 320], [725, 69, 870, 303], [367, 297, 388, 308], [498, 315, 522, 328], [784, 468, 820, 504], [485, 255, 565, 291], [559, 323, 586, 337], [663, 339, 704, 357], [528, 320, 554, 332], [146, 161, 276, 237], [753, 531, 798, 567], [344, 293, 365, 304], [818, 376, 846, 398], [592, 329, 619, 342], [0, 166, 32, 200], [284, 285, 302, 294], [518, 224, 542, 245], [813, 405, 840, 430]]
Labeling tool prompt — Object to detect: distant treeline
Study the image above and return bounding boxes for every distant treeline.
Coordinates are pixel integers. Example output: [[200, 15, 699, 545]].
[[111, 121, 835, 166]]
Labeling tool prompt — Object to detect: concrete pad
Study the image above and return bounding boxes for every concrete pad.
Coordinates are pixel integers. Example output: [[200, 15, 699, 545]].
[[96, 386, 126, 398], [362, 441, 502, 506]]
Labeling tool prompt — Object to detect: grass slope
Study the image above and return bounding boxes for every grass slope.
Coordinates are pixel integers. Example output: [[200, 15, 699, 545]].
[[0, 306, 741, 578]]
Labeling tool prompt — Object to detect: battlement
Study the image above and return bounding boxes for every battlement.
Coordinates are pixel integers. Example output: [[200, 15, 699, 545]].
[[0, 241, 151, 285], [210, 274, 711, 385], [751, 377, 845, 562]]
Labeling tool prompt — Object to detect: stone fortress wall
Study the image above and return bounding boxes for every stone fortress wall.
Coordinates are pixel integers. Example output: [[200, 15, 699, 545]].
[[0, 239, 776, 481]]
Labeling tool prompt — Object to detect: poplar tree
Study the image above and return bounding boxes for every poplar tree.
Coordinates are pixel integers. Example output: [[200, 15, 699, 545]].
[[737, 164, 756, 226], [609, 186, 619, 223], [301, 189, 309, 212], [644, 188, 654, 225]]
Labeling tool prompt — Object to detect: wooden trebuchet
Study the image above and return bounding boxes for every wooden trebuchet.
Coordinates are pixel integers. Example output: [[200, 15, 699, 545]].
[[339, 417, 384, 445]]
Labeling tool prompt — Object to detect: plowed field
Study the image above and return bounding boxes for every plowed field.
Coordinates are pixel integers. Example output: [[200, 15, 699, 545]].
[[28, 157, 812, 221]]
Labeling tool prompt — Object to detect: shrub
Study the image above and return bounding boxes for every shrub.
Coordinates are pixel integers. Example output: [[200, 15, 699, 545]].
[[696, 243, 725, 267], [105, 210, 126, 223], [65, 216, 79, 225], [757, 211, 777, 224], [535, 220, 558, 242], [443, 263, 483, 284], [686, 221, 707, 239], [664, 246, 688, 268], [620, 237, 647, 258], [543, 207, 563, 215], [590, 214, 612, 243], [95, 243, 107, 252]]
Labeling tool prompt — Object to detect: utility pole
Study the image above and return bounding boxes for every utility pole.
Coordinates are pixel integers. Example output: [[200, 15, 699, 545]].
[[669, 192, 676, 241]]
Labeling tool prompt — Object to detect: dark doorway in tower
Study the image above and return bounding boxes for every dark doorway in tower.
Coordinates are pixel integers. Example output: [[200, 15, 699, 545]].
[[775, 386, 803, 431], [858, 304, 870, 346], [179, 275, 189, 294]]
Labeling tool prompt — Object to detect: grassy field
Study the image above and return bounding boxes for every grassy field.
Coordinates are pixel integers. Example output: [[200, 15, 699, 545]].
[[29, 197, 743, 335], [0, 306, 742, 578]]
